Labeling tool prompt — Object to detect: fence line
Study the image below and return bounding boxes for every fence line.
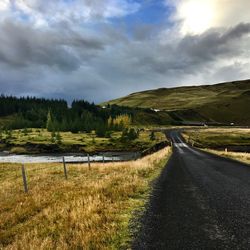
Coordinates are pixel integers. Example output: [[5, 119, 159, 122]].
[[18, 153, 143, 192]]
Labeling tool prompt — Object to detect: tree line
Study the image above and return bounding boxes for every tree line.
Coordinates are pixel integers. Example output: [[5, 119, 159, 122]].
[[0, 95, 138, 136]]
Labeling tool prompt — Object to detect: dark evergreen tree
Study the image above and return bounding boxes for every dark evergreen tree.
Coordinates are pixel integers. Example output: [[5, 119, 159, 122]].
[[51, 131, 56, 143], [0, 95, 142, 133], [96, 123, 106, 137], [46, 110, 54, 131], [128, 128, 138, 140]]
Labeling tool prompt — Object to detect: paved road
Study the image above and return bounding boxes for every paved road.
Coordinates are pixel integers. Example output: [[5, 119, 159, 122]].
[[132, 130, 250, 249]]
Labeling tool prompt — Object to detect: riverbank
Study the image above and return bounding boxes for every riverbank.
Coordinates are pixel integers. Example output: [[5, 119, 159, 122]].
[[0, 129, 167, 155], [0, 147, 171, 249]]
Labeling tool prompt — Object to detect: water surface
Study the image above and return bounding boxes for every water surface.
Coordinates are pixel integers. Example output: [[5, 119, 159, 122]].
[[0, 152, 139, 164]]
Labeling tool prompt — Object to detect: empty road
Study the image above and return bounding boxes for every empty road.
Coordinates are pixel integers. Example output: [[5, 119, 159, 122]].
[[133, 130, 250, 249]]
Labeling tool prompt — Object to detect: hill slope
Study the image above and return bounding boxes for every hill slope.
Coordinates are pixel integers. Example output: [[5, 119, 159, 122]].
[[104, 79, 250, 125]]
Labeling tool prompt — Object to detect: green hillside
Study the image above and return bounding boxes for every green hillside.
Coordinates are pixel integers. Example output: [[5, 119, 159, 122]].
[[104, 79, 250, 125]]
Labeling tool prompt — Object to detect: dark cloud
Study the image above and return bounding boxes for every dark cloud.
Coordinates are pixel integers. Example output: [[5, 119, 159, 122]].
[[0, 20, 105, 70], [176, 23, 250, 63]]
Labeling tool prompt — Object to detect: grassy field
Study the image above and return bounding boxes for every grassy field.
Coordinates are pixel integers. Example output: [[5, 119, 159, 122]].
[[0, 115, 16, 128], [182, 128, 250, 148], [103, 79, 250, 125], [183, 127, 250, 164], [0, 129, 167, 154], [0, 147, 171, 249]]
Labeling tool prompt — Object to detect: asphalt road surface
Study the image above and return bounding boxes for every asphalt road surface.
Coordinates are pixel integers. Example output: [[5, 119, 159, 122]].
[[132, 130, 250, 249]]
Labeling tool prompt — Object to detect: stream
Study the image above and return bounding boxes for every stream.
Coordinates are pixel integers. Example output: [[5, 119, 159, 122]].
[[0, 151, 140, 164]]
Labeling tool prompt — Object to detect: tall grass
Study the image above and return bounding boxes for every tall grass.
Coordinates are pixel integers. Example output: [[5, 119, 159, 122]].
[[0, 147, 171, 249], [204, 149, 250, 165]]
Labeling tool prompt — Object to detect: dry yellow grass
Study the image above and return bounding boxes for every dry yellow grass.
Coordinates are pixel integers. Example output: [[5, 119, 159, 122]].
[[0, 147, 171, 249], [183, 128, 250, 147], [204, 149, 250, 165]]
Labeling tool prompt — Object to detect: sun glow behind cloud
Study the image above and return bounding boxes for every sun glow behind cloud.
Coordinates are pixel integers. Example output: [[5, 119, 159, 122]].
[[0, 0, 10, 11], [177, 0, 215, 34]]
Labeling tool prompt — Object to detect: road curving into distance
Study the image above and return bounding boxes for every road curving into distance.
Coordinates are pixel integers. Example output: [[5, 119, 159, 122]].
[[132, 130, 250, 249]]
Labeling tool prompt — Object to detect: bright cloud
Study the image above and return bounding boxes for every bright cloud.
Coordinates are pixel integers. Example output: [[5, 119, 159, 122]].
[[13, 0, 140, 26], [0, 0, 9, 11], [177, 0, 215, 34], [169, 0, 250, 34]]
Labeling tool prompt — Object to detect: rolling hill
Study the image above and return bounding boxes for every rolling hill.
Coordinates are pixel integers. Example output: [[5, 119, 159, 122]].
[[103, 79, 250, 125]]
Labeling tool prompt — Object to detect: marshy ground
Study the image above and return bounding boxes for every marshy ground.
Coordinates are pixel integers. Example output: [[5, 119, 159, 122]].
[[0, 129, 166, 154]]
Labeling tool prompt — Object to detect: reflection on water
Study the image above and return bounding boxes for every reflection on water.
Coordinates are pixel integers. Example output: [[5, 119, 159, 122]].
[[0, 152, 139, 163]]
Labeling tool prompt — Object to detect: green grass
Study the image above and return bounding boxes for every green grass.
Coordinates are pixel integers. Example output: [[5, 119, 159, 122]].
[[183, 128, 250, 148], [0, 115, 16, 128], [0, 129, 167, 154], [0, 147, 171, 249], [103, 79, 250, 125]]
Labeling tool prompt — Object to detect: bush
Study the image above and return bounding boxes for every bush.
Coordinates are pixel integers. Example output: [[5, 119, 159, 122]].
[[120, 128, 138, 142], [150, 131, 156, 141], [22, 128, 29, 135], [105, 131, 112, 138], [128, 128, 138, 140], [55, 132, 62, 144]]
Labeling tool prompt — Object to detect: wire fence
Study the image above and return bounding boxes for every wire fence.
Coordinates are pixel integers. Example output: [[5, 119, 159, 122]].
[[19, 152, 142, 193]]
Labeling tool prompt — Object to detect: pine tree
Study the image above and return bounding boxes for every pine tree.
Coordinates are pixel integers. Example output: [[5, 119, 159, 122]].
[[96, 123, 106, 137], [51, 131, 56, 143], [108, 116, 113, 129], [46, 110, 53, 131]]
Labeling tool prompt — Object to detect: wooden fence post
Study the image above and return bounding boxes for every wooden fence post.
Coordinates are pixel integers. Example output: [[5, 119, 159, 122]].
[[137, 152, 141, 160], [21, 165, 28, 193], [88, 154, 91, 170], [63, 157, 68, 180]]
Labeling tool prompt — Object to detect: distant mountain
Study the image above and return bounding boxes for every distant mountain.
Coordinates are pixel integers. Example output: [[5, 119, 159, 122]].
[[103, 79, 250, 125]]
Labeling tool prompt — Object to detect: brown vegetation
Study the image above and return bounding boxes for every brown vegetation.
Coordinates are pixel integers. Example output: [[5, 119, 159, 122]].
[[204, 149, 250, 165], [0, 147, 171, 249]]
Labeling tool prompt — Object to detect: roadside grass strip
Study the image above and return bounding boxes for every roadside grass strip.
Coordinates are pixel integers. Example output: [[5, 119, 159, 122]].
[[203, 149, 250, 165]]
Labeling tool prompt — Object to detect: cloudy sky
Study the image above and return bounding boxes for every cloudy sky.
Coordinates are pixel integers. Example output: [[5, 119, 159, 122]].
[[0, 0, 250, 103]]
